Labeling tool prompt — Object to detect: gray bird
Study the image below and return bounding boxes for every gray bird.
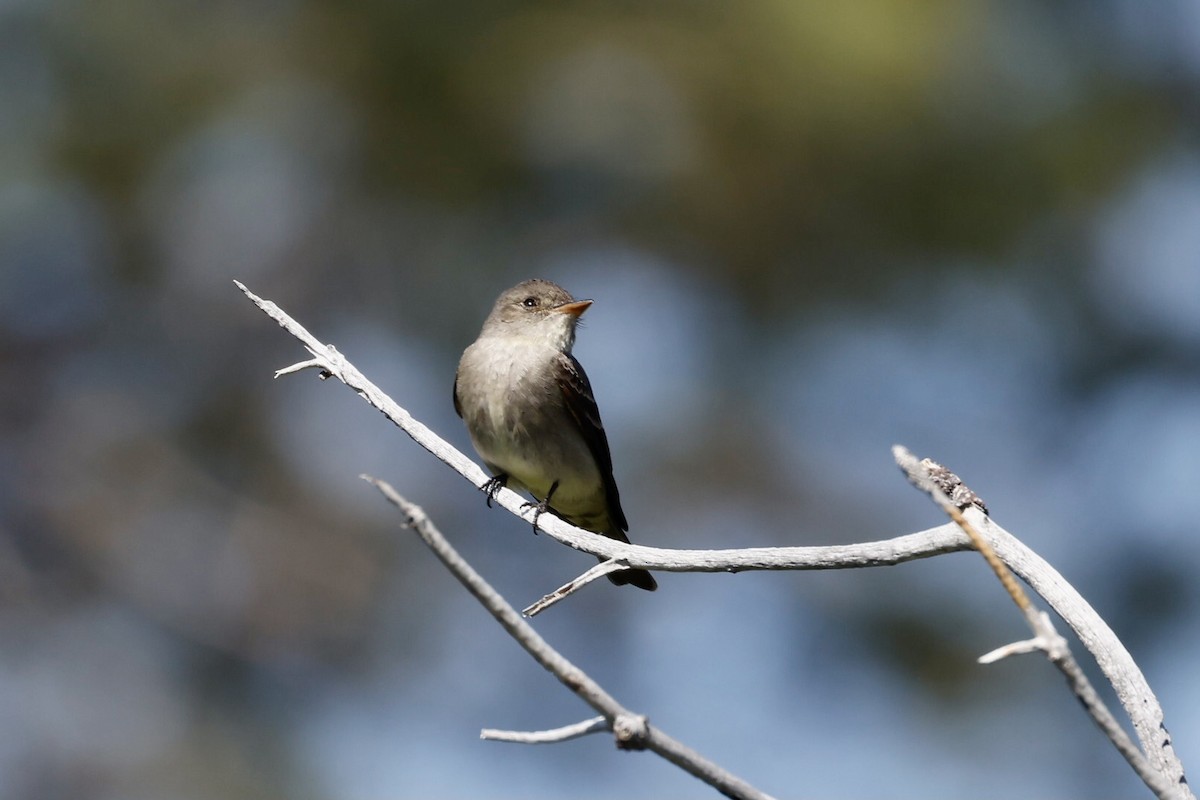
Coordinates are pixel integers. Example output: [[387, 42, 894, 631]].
[[454, 279, 657, 591]]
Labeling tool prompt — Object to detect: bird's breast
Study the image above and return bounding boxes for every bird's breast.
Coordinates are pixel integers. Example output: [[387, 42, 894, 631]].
[[457, 337, 599, 495]]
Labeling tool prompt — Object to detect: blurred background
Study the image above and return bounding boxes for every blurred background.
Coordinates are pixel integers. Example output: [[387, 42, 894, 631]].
[[3, 1, 1200, 797]]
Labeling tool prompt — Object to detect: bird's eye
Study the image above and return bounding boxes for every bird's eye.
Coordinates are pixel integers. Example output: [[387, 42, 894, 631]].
[[521, 297, 538, 308]]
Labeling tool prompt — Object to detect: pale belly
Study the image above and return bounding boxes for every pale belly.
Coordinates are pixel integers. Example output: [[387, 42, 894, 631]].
[[459, 336, 616, 532], [472, 420, 605, 511]]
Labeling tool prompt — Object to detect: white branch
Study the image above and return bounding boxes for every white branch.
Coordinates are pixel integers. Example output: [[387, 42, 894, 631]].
[[239, 282, 1191, 799], [481, 716, 608, 744], [895, 447, 1190, 800], [982, 511, 1190, 797], [523, 559, 630, 617], [367, 476, 777, 800], [236, 278, 974, 577], [978, 614, 1066, 664]]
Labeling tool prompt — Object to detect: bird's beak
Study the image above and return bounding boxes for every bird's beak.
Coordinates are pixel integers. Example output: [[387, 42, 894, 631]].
[[555, 299, 593, 318]]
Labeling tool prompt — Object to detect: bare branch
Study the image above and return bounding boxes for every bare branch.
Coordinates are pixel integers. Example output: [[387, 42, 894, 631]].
[[978, 634, 1051, 664], [481, 716, 608, 744], [235, 280, 975, 578], [895, 446, 1190, 800], [239, 282, 1191, 798], [523, 559, 630, 617], [364, 475, 777, 800], [235, 280, 504, 506], [893, 447, 1032, 614], [274, 358, 326, 377], [984, 512, 1192, 798]]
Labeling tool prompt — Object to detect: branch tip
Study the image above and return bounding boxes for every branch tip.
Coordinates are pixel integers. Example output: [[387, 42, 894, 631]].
[[979, 637, 1044, 664], [480, 716, 609, 745], [523, 559, 632, 617], [275, 358, 325, 378]]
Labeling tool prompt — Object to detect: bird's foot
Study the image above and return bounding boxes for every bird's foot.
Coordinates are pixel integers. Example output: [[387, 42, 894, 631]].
[[520, 480, 559, 535], [481, 474, 507, 507], [518, 500, 543, 534]]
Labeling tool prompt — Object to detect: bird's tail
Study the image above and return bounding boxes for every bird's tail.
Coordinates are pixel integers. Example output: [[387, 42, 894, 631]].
[[589, 520, 658, 591], [606, 564, 658, 591]]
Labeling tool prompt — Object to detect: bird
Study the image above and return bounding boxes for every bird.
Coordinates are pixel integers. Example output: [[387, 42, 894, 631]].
[[453, 279, 657, 591]]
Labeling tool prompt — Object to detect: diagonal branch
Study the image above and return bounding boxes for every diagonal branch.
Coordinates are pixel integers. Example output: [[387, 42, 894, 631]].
[[523, 559, 631, 617], [894, 447, 1189, 800], [234, 279, 974, 575], [365, 476, 777, 800]]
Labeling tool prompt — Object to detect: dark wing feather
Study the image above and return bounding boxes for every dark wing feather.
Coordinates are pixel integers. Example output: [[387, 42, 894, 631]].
[[452, 374, 463, 418], [556, 353, 629, 534]]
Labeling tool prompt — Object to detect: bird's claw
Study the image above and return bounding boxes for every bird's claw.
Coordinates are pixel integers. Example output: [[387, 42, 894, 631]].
[[521, 480, 559, 535], [520, 499, 547, 535], [481, 474, 507, 507]]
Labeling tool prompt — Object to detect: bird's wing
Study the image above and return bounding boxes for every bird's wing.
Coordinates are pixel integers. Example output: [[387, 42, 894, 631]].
[[556, 353, 629, 534], [452, 374, 463, 418]]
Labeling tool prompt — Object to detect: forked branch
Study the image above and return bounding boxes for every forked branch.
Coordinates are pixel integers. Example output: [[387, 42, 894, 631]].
[[366, 476, 776, 800], [894, 447, 1188, 800], [238, 281, 1190, 799]]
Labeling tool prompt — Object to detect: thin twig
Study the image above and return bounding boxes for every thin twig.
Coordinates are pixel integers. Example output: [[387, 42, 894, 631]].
[[523, 559, 631, 617], [364, 475, 777, 800], [977, 517, 1190, 792], [894, 446, 1189, 800], [977, 632, 1048, 664], [481, 716, 609, 744]]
